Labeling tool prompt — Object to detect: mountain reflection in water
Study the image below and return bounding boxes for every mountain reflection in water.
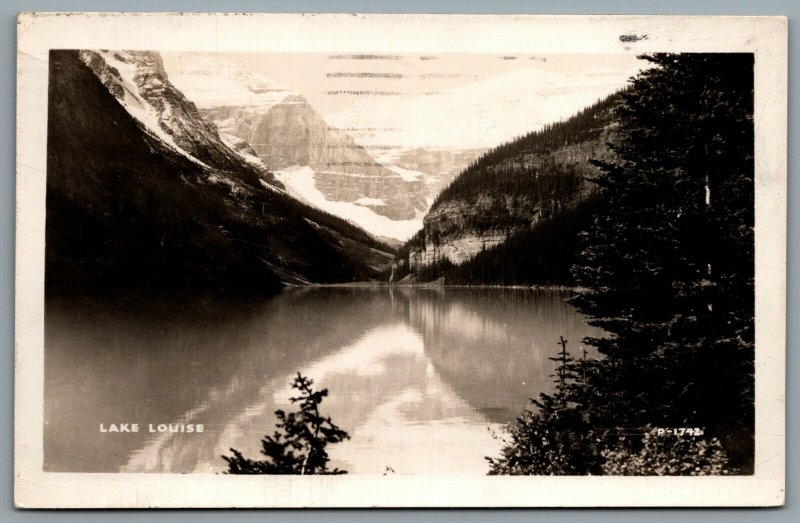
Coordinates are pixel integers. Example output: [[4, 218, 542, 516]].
[[44, 287, 603, 474]]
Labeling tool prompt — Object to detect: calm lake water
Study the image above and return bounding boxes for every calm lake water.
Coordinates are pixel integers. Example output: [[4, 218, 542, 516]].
[[44, 287, 604, 474]]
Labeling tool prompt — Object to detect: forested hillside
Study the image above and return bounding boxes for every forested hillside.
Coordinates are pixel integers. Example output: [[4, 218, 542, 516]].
[[392, 91, 623, 285], [432, 93, 619, 208]]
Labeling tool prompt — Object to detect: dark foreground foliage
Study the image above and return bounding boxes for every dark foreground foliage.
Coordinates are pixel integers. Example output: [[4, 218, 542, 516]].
[[487, 337, 603, 474], [223, 374, 349, 474], [489, 53, 754, 475], [488, 338, 738, 475]]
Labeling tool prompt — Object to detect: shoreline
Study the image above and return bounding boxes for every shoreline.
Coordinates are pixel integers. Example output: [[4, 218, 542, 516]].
[[307, 281, 583, 292]]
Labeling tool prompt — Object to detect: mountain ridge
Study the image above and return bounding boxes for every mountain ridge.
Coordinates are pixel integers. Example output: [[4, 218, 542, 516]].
[[200, 96, 430, 240], [46, 50, 395, 293], [392, 92, 623, 285]]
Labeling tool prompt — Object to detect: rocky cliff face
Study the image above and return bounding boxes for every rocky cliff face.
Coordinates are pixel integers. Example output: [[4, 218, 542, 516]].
[[78, 51, 275, 186], [408, 196, 514, 271], [201, 97, 428, 223], [47, 50, 394, 292], [408, 193, 558, 272], [398, 93, 621, 281]]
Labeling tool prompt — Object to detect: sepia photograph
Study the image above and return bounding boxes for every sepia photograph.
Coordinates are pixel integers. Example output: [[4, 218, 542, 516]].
[[14, 13, 786, 508]]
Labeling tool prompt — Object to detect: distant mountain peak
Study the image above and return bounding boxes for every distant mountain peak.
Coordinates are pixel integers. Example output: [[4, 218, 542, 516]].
[[199, 93, 430, 239], [78, 50, 272, 186], [160, 54, 296, 109]]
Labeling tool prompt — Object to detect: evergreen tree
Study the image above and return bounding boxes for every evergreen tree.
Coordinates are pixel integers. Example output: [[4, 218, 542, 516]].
[[488, 337, 601, 475], [488, 53, 754, 476], [223, 374, 349, 475], [570, 53, 755, 470]]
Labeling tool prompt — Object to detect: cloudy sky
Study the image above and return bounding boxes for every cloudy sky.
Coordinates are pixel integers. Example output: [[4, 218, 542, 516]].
[[162, 52, 645, 150]]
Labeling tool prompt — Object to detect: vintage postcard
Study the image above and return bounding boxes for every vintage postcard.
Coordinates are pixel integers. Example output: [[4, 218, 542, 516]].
[[15, 13, 786, 507]]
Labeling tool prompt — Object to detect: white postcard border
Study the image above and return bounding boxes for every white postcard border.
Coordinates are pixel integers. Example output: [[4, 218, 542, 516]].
[[15, 13, 787, 508]]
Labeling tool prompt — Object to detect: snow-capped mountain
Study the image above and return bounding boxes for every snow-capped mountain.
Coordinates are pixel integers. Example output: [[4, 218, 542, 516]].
[[158, 53, 295, 109], [78, 50, 274, 185], [46, 50, 395, 291], [327, 67, 638, 151], [163, 56, 429, 241], [201, 96, 428, 223], [157, 54, 642, 242]]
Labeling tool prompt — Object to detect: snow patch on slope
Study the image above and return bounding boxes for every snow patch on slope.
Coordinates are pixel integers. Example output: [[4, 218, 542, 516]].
[[354, 197, 387, 207], [219, 132, 268, 168], [161, 53, 296, 109], [258, 179, 288, 195], [387, 165, 425, 182], [274, 166, 423, 241], [80, 51, 212, 169]]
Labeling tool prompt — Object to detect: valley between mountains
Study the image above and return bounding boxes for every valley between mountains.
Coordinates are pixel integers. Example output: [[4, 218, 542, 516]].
[[46, 49, 637, 292]]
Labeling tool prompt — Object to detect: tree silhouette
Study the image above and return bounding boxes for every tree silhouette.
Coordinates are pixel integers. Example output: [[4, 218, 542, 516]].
[[489, 53, 755, 475], [223, 374, 349, 475], [570, 53, 755, 471], [488, 337, 600, 475]]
